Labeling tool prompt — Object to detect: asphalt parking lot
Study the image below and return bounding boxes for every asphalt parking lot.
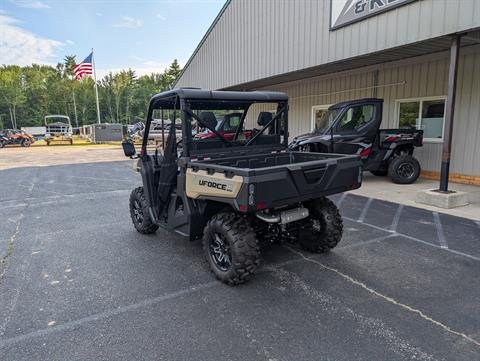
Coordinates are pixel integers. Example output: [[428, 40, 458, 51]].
[[0, 158, 479, 361]]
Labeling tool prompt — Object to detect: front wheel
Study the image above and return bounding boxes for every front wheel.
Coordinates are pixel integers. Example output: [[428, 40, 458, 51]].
[[299, 197, 343, 253], [203, 212, 260, 285], [21, 139, 31, 147], [0, 141, 5, 149], [129, 187, 159, 234], [388, 155, 420, 184]]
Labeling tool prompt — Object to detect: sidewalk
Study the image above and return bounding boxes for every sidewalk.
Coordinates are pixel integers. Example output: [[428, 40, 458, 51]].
[[349, 173, 480, 221]]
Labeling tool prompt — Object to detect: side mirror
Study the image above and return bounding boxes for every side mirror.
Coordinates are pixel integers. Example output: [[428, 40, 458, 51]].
[[122, 140, 136, 158]]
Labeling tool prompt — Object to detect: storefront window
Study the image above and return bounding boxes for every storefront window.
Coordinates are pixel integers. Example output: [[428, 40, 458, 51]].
[[398, 98, 445, 142]]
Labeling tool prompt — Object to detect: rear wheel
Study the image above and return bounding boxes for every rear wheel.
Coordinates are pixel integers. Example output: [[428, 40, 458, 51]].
[[129, 187, 158, 234], [69, 139, 73, 145], [299, 197, 343, 253], [21, 139, 31, 147], [388, 155, 420, 184], [370, 170, 388, 176], [203, 212, 260, 285]]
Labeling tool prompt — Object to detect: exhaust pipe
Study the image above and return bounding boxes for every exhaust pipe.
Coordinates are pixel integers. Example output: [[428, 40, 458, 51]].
[[256, 207, 309, 224]]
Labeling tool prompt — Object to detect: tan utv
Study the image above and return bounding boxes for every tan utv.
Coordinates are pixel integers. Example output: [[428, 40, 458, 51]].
[[122, 88, 362, 285]]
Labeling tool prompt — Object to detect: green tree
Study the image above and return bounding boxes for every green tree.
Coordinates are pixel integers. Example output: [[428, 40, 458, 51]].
[[64, 55, 77, 78], [0, 66, 26, 128]]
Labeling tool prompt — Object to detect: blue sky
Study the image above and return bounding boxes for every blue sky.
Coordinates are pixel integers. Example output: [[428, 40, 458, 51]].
[[0, 0, 225, 77]]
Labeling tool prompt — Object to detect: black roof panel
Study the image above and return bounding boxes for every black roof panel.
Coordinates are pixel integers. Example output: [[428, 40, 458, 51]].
[[151, 88, 288, 104]]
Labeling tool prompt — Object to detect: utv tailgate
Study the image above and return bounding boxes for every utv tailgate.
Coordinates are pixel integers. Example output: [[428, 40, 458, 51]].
[[187, 151, 362, 211]]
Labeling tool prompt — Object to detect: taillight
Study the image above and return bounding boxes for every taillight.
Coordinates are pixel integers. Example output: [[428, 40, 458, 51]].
[[359, 148, 372, 158], [256, 202, 266, 210]]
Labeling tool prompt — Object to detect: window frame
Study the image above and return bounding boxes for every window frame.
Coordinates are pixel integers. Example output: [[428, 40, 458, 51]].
[[395, 96, 447, 143], [311, 104, 332, 132]]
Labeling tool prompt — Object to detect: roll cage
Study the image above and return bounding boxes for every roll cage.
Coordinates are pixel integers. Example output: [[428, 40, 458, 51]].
[[141, 88, 289, 158]]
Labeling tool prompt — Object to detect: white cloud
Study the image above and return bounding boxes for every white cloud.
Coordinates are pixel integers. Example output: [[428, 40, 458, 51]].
[[95, 12, 103, 17], [10, 0, 50, 9], [65, 39, 74, 45], [113, 16, 143, 28], [96, 61, 173, 79], [143, 60, 170, 69], [156, 13, 166, 20], [0, 14, 63, 65]]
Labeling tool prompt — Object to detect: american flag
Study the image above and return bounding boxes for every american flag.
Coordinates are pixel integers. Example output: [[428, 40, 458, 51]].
[[73, 52, 93, 80]]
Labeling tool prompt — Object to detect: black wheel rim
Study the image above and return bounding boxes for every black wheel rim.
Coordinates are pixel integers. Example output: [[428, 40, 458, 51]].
[[397, 162, 415, 179], [132, 200, 144, 224], [209, 233, 232, 271]]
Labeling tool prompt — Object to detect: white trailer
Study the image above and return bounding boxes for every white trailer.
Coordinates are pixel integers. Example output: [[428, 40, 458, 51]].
[[21, 126, 46, 137]]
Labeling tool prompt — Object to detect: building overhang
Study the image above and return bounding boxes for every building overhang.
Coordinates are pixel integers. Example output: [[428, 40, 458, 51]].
[[223, 30, 480, 91]]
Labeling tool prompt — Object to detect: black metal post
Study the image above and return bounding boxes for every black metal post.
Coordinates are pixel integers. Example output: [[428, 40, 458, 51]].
[[161, 108, 165, 151], [439, 34, 461, 192]]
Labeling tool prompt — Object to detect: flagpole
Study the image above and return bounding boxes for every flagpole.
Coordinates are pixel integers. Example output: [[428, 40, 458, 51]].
[[70, 74, 79, 127], [72, 88, 79, 127], [92, 48, 101, 124]]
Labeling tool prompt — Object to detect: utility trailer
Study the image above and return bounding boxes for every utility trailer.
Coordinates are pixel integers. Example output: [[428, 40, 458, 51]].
[[122, 88, 362, 285]]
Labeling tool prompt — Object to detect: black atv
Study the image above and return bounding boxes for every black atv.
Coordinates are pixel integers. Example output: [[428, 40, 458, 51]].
[[122, 88, 362, 285], [289, 99, 423, 184]]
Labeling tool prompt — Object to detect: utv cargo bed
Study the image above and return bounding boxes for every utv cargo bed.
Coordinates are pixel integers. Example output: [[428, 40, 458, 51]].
[[186, 151, 362, 211]]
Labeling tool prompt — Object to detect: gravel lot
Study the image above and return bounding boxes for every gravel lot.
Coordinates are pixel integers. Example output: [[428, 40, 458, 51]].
[[0, 144, 125, 170], [0, 148, 479, 360]]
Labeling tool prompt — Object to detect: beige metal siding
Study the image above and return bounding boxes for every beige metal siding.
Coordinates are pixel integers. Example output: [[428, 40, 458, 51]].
[[256, 48, 480, 175], [176, 0, 480, 89]]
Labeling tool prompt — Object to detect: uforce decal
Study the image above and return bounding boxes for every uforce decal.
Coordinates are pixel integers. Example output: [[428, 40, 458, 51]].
[[186, 169, 243, 199], [331, 0, 417, 30], [198, 178, 233, 192]]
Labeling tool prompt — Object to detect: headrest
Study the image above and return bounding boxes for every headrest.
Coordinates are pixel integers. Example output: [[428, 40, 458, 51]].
[[199, 112, 217, 130], [257, 112, 273, 126]]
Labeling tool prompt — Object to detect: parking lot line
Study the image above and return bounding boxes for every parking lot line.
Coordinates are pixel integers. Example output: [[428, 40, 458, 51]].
[[283, 245, 480, 348], [336, 193, 347, 207], [344, 216, 480, 262], [338, 233, 397, 250], [432, 212, 448, 249], [389, 204, 404, 232], [357, 197, 373, 223]]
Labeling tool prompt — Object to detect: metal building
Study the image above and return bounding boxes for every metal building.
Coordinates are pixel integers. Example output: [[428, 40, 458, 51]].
[[175, 0, 480, 185]]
